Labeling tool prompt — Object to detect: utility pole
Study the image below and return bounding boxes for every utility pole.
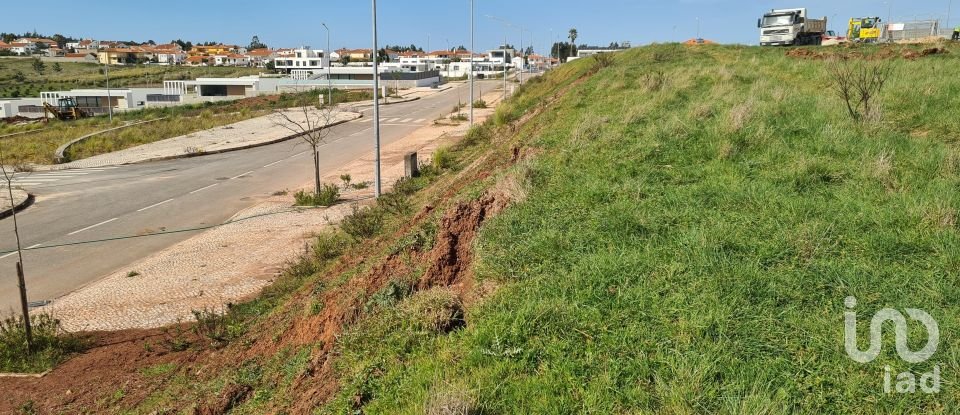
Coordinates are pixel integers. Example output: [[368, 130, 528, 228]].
[[105, 62, 113, 122], [0, 146, 32, 352], [519, 25, 524, 85], [470, 0, 475, 127], [502, 37, 508, 100], [949, 0, 954, 35], [322, 23, 332, 106], [372, 0, 382, 197]]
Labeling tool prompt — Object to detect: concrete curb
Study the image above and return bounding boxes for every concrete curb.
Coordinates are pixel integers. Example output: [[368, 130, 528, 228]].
[[0, 190, 33, 221], [55, 118, 168, 163], [107, 113, 363, 167]]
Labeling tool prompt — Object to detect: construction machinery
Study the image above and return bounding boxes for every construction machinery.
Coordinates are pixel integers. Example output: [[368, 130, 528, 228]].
[[759, 8, 828, 46], [42, 97, 88, 121], [848, 17, 883, 43]]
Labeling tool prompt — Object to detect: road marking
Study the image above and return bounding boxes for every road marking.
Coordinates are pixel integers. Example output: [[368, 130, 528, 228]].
[[287, 151, 308, 159], [229, 171, 255, 180], [67, 218, 119, 236], [12, 178, 58, 182], [137, 199, 174, 212], [414, 119, 425, 123], [262, 160, 284, 168], [400, 118, 413, 123], [189, 183, 219, 194], [351, 127, 372, 136]]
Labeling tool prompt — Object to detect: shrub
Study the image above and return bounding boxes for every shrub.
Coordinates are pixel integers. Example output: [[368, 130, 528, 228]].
[[462, 123, 492, 146], [0, 314, 86, 373], [191, 307, 240, 348], [341, 205, 384, 240], [432, 146, 454, 170], [472, 99, 488, 109], [294, 184, 340, 207], [314, 231, 350, 262], [377, 191, 413, 215], [401, 288, 465, 334], [828, 59, 893, 123], [592, 52, 615, 71]]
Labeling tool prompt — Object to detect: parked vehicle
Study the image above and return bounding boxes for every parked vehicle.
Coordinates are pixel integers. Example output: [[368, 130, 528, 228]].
[[821, 31, 848, 46], [759, 8, 829, 46], [848, 17, 883, 43]]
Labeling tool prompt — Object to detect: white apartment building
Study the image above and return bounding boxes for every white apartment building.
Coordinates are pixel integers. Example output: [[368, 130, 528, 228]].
[[274, 47, 330, 74]]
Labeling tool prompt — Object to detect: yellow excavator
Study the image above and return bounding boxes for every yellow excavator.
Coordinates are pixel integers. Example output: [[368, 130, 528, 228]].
[[43, 97, 88, 121], [848, 17, 883, 43]]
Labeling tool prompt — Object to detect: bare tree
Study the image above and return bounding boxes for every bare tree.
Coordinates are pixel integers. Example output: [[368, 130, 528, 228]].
[[272, 90, 337, 195], [828, 58, 893, 123], [0, 139, 33, 351]]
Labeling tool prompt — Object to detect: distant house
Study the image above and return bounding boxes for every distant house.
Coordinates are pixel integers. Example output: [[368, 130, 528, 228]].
[[213, 53, 250, 67], [190, 44, 243, 57], [245, 48, 276, 68], [0, 41, 10, 51], [98, 48, 151, 65], [185, 56, 209, 66], [9, 43, 37, 56], [273, 47, 330, 73], [16, 37, 57, 48]]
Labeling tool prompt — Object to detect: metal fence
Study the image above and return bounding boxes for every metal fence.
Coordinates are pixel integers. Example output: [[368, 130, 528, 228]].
[[884, 20, 944, 42]]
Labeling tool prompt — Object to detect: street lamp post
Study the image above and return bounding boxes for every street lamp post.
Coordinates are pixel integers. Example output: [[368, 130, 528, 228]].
[[470, 0, 475, 127], [322, 23, 332, 106], [372, 0, 382, 198], [105, 62, 113, 122]]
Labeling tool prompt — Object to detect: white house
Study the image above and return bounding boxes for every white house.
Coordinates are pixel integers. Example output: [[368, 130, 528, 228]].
[[274, 47, 330, 73], [9, 43, 37, 56], [213, 54, 250, 67]]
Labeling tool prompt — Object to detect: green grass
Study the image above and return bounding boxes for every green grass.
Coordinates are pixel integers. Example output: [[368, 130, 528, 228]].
[[0, 57, 260, 98], [0, 314, 86, 374], [317, 43, 960, 413]]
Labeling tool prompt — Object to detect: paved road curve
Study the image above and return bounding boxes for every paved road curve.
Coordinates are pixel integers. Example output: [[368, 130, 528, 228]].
[[0, 81, 497, 314]]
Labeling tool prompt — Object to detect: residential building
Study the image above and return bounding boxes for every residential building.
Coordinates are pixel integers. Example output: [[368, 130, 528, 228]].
[[576, 45, 630, 58], [273, 47, 330, 73], [189, 44, 243, 57], [245, 48, 276, 68], [16, 37, 57, 48], [98, 48, 150, 64], [213, 53, 250, 67], [0, 41, 10, 51], [8, 43, 37, 56], [336, 48, 373, 62]]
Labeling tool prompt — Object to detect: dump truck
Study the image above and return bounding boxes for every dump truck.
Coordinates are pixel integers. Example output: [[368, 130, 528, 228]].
[[848, 17, 883, 43], [759, 8, 828, 46]]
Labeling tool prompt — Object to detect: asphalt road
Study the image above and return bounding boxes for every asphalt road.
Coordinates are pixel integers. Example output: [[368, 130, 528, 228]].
[[0, 80, 498, 314]]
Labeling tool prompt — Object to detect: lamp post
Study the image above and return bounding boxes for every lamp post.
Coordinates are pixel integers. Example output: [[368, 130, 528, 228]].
[[105, 62, 113, 122], [948, 0, 953, 33], [372, 0, 382, 198], [470, 0, 475, 127], [322, 23, 332, 106]]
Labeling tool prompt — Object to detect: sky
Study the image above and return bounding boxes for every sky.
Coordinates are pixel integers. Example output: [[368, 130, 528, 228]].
[[0, 0, 955, 53]]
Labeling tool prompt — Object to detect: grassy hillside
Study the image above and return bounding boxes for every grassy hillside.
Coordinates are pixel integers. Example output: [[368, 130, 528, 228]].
[[5, 42, 959, 413], [319, 44, 960, 413], [0, 57, 261, 98]]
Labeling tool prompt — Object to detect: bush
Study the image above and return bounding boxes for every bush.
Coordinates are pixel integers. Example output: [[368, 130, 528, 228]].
[[472, 100, 488, 109], [341, 205, 384, 240], [828, 59, 893, 123], [314, 231, 350, 262], [377, 191, 413, 215], [0, 314, 85, 373], [463, 123, 492, 146], [294, 184, 340, 207], [432, 146, 454, 170], [191, 307, 241, 348]]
